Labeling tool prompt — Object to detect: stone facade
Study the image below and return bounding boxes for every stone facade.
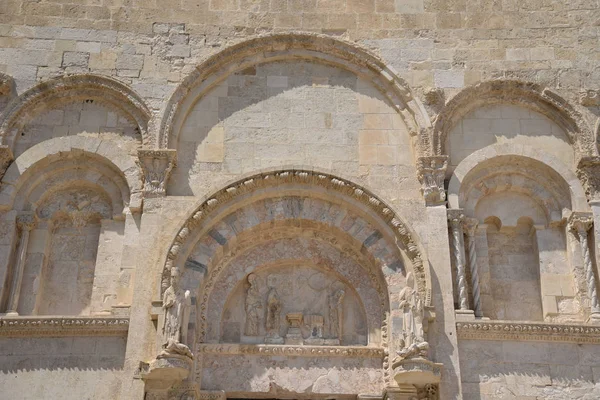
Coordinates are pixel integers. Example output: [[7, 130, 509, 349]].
[[0, 1, 599, 399]]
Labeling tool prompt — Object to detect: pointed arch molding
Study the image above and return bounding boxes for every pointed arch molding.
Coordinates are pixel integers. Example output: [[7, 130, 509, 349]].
[[162, 169, 431, 306], [0, 74, 152, 147], [158, 32, 431, 149], [433, 80, 593, 156]]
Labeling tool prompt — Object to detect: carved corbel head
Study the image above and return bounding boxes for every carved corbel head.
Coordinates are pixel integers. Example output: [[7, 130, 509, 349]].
[[137, 149, 177, 198], [417, 156, 448, 207]]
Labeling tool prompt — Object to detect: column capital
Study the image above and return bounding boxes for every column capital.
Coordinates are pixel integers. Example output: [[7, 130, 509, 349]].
[[447, 209, 465, 227], [137, 149, 177, 198], [568, 212, 593, 235], [577, 156, 600, 202], [462, 217, 479, 237], [16, 213, 36, 231], [416, 155, 448, 207]]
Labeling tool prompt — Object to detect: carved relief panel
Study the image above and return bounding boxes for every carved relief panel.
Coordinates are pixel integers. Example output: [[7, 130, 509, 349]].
[[220, 265, 368, 346]]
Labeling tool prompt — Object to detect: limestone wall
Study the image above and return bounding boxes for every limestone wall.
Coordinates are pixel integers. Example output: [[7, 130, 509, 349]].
[[0, 1, 599, 399]]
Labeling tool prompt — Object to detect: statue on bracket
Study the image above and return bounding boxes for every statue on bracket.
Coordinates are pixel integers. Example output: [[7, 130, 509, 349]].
[[161, 267, 193, 359], [244, 273, 263, 336], [265, 275, 284, 344], [395, 272, 428, 361]]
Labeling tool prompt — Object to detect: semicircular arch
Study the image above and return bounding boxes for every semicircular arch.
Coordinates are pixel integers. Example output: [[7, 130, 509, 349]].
[[448, 143, 589, 215], [0, 74, 152, 147], [434, 80, 592, 156], [158, 32, 430, 150], [0, 136, 142, 213]]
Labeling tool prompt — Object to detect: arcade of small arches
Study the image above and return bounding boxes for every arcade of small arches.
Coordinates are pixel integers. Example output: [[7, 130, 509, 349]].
[[0, 33, 600, 400]]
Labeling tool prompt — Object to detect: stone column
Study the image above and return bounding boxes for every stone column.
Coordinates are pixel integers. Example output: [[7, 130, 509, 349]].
[[416, 156, 448, 207], [447, 209, 472, 317], [462, 217, 483, 318], [137, 149, 177, 198], [6, 213, 36, 316], [568, 212, 600, 323]]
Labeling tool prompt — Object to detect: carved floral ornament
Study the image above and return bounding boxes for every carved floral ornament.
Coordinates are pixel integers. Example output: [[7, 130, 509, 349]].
[[162, 170, 430, 304], [137, 149, 177, 197], [577, 156, 600, 202], [456, 321, 600, 344], [416, 156, 448, 206], [0, 316, 129, 337]]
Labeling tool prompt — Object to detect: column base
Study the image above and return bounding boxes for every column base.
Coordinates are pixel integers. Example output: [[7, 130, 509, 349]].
[[588, 313, 600, 325], [5, 311, 19, 317], [455, 309, 475, 321]]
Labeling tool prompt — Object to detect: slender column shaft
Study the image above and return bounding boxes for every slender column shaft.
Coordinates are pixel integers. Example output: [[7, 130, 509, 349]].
[[448, 210, 469, 311], [463, 218, 483, 317], [7, 214, 36, 316], [569, 213, 600, 318]]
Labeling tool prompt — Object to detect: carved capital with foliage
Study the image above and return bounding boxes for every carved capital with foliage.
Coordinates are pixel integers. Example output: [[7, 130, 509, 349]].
[[447, 209, 465, 229], [417, 156, 448, 207], [137, 149, 177, 198], [568, 211, 593, 235], [16, 213, 36, 231], [577, 156, 600, 202]]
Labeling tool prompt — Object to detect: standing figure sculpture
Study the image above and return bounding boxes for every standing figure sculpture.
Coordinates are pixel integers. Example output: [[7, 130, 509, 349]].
[[328, 289, 345, 341], [161, 267, 193, 359], [244, 273, 262, 336], [265, 286, 283, 341], [396, 272, 428, 361]]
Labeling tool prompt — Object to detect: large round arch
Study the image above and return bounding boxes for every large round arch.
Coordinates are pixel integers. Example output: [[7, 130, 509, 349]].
[[157, 32, 431, 150], [433, 80, 592, 156]]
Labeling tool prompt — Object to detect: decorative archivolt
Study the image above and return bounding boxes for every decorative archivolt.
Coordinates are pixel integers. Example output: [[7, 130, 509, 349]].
[[157, 32, 430, 150], [162, 169, 430, 306], [432, 80, 592, 157], [0, 74, 152, 147], [0, 136, 142, 212], [448, 144, 590, 214]]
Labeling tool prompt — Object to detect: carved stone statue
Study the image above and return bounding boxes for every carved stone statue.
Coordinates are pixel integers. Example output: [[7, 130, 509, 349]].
[[396, 272, 428, 361], [328, 289, 345, 341], [244, 273, 262, 336], [266, 286, 282, 338], [161, 267, 193, 359]]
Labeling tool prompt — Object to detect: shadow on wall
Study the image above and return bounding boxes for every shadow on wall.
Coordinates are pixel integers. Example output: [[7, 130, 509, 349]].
[[0, 336, 126, 372], [458, 339, 600, 399], [171, 60, 408, 196]]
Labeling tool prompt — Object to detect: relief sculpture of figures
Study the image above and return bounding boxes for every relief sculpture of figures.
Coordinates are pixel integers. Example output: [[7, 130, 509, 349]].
[[265, 275, 284, 344], [395, 272, 428, 361], [244, 273, 262, 336], [328, 289, 345, 341], [161, 267, 193, 359]]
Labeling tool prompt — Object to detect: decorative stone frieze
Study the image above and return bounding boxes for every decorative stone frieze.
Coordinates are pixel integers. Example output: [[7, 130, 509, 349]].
[[576, 156, 600, 201], [568, 212, 600, 322], [0, 145, 13, 181], [0, 316, 129, 337], [416, 156, 448, 206], [197, 391, 226, 400], [456, 321, 600, 343], [137, 149, 177, 198], [197, 343, 385, 357]]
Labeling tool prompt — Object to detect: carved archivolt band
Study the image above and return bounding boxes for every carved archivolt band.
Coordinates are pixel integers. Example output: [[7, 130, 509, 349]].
[[0, 316, 130, 337], [457, 321, 600, 344], [163, 169, 430, 305], [197, 343, 385, 358]]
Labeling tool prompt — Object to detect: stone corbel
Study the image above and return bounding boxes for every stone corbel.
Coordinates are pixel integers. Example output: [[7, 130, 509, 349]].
[[577, 156, 600, 202], [0, 145, 14, 181], [417, 156, 448, 207], [137, 149, 177, 198]]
